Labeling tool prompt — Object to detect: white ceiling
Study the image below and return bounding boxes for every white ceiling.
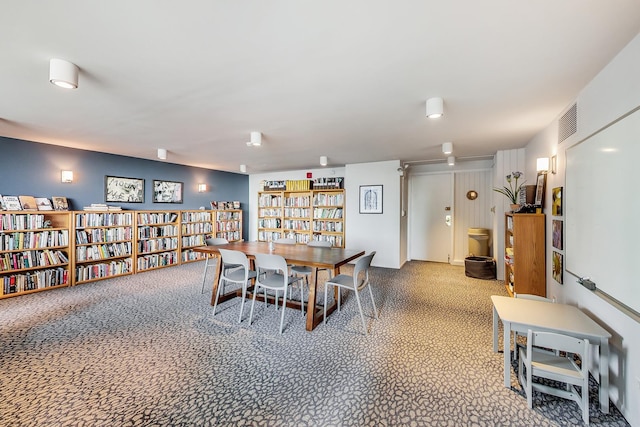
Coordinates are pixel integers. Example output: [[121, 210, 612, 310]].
[[2, 1, 639, 174]]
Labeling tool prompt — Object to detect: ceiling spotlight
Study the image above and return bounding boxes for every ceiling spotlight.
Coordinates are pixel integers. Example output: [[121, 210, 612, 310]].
[[240, 164, 247, 173], [426, 97, 444, 119], [442, 142, 453, 155], [447, 156, 455, 166], [320, 156, 328, 166], [246, 131, 262, 147], [49, 58, 79, 89], [157, 148, 167, 160]]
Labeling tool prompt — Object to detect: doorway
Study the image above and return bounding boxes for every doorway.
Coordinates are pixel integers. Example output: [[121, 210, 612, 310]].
[[408, 173, 453, 263]]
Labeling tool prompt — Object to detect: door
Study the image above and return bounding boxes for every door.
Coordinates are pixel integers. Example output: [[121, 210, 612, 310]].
[[408, 173, 453, 262]]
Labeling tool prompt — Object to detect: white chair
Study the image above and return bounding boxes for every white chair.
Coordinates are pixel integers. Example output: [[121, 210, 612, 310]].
[[290, 240, 333, 314], [213, 249, 257, 322], [518, 329, 590, 424], [201, 237, 234, 293], [513, 293, 554, 359], [323, 252, 378, 333], [249, 253, 304, 334]]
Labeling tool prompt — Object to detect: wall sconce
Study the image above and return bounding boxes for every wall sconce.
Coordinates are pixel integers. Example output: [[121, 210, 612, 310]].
[[426, 97, 444, 119], [537, 157, 550, 173], [246, 131, 262, 147], [157, 148, 167, 160], [49, 58, 78, 89], [198, 184, 207, 193], [551, 155, 557, 174], [320, 155, 328, 166], [240, 164, 247, 173], [447, 156, 455, 166], [61, 170, 74, 183], [442, 142, 453, 155]]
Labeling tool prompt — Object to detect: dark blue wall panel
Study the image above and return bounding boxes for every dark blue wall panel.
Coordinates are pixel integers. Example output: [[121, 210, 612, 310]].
[[0, 136, 249, 237]]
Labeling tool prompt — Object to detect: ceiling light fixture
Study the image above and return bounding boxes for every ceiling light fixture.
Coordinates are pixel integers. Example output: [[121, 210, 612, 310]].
[[49, 58, 79, 89], [447, 156, 455, 166], [426, 97, 444, 119], [240, 164, 247, 173], [157, 148, 167, 160], [442, 142, 453, 155], [246, 131, 262, 147], [320, 156, 328, 166]]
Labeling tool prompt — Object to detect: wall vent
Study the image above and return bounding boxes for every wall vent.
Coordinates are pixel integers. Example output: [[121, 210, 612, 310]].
[[558, 103, 577, 143]]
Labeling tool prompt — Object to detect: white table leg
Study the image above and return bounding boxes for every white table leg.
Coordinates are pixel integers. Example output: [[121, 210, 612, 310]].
[[599, 339, 610, 413], [503, 321, 511, 388], [493, 305, 499, 353]]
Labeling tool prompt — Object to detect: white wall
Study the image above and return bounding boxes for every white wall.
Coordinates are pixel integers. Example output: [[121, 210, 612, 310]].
[[525, 34, 640, 426]]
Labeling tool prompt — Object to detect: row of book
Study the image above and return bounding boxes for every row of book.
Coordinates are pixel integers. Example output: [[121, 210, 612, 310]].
[[313, 221, 344, 233], [0, 230, 69, 251], [216, 221, 240, 231], [258, 194, 282, 207], [215, 211, 241, 220], [75, 227, 132, 245], [258, 208, 282, 217], [215, 231, 241, 241], [181, 235, 207, 248], [181, 250, 206, 262], [181, 222, 214, 235], [75, 212, 133, 227], [137, 251, 179, 271], [312, 177, 344, 190], [75, 259, 133, 283], [313, 208, 344, 219], [2, 267, 68, 295], [284, 196, 311, 207], [1, 213, 48, 231], [258, 218, 281, 229], [0, 249, 69, 271], [283, 220, 311, 231], [210, 201, 241, 210], [82, 203, 122, 211], [137, 238, 179, 253], [76, 243, 133, 262], [283, 208, 310, 218], [137, 212, 179, 225], [181, 211, 212, 222], [313, 193, 344, 206], [137, 225, 178, 239], [0, 195, 69, 212]]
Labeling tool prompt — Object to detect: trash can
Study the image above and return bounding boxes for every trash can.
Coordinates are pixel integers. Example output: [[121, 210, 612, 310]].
[[464, 256, 497, 279], [468, 227, 490, 257]]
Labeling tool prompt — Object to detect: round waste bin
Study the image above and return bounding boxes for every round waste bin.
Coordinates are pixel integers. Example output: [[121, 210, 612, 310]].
[[468, 227, 490, 256]]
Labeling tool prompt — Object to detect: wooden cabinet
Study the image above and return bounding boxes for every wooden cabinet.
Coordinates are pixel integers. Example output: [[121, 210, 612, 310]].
[[136, 211, 180, 272], [180, 210, 213, 263], [214, 209, 242, 242], [257, 189, 345, 247], [73, 211, 134, 284], [0, 211, 71, 298], [504, 213, 546, 297]]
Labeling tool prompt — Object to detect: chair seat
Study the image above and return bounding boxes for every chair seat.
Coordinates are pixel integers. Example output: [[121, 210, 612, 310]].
[[259, 272, 301, 289], [225, 268, 257, 282], [291, 265, 312, 274], [529, 350, 583, 380], [325, 273, 356, 290]]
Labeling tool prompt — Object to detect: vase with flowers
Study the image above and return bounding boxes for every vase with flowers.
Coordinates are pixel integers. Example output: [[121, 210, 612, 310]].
[[494, 171, 525, 212]]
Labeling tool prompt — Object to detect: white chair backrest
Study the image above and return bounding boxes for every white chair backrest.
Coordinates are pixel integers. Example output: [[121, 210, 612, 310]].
[[308, 240, 332, 248], [528, 329, 589, 361], [206, 237, 229, 246], [255, 253, 289, 289], [353, 252, 375, 290], [275, 238, 296, 245], [218, 248, 248, 270]]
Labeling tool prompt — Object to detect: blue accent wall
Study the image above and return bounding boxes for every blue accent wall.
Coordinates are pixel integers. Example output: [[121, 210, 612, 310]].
[[0, 136, 249, 237]]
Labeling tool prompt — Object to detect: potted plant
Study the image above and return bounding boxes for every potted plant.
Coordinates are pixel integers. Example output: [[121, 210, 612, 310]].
[[494, 171, 524, 211]]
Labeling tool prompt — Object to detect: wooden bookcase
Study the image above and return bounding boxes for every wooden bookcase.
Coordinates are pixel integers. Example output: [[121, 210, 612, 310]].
[[73, 211, 134, 284], [180, 210, 213, 263], [136, 211, 180, 272], [504, 213, 546, 297], [257, 189, 345, 247], [214, 209, 242, 242], [0, 211, 71, 298]]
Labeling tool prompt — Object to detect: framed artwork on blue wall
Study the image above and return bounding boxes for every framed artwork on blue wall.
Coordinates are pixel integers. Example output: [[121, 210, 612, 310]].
[[153, 180, 183, 203], [105, 176, 144, 203]]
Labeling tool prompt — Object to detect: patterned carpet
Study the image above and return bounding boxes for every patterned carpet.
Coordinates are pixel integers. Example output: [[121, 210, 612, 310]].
[[0, 260, 630, 426]]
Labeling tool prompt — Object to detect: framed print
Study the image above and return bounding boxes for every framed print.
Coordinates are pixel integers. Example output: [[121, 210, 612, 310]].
[[51, 196, 69, 211], [153, 180, 183, 203], [552, 187, 563, 216], [552, 219, 563, 250], [105, 176, 144, 203], [534, 173, 546, 206], [552, 251, 564, 284], [359, 185, 383, 214]]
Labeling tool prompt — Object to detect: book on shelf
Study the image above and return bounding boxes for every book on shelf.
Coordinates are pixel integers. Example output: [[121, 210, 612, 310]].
[[51, 196, 69, 211], [35, 198, 54, 211], [0, 195, 5, 211], [18, 196, 38, 211], [2, 196, 22, 211], [233, 201, 240, 209], [82, 203, 122, 211]]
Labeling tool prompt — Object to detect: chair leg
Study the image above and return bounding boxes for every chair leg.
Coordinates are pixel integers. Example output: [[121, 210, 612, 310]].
[[201, 257, 210, 293], [323, 284, 329, 324], [212, 278, 224, 316], [279, 287, 287, 334], [367, 284, 378, 319], [353, 289, 367, 334], [238, 281, 248, 323], [249, 285, 259, 325]]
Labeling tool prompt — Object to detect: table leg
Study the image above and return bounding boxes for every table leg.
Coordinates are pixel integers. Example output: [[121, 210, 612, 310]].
[[493, 305, 499, 353], [503, 321, 511, 388], [599, 339, 610, 413], [209, 254, 223, 306]]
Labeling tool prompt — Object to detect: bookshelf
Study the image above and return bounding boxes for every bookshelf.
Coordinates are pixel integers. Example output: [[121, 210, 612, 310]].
[[257, 188, 345, 247], [180, 210, 213, 263], [504, 213, 546, 297], [214, 209, 242, 242], [0, 211, 71, 298], [73, 211, 134, 284], [136, 211, 180, 272]]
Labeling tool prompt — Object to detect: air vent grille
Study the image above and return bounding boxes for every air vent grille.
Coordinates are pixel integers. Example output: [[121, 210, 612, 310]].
[[558, 103, 577, 143]]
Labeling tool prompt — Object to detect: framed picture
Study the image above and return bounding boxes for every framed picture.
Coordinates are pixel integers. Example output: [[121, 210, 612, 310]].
[[51, 196, 69, 211], [552, 219, 563, 250], [552, 187, 563, 216], [359, 185, 383, 214], [534, 173, 546, 206], [153, 180, 183, 203], [105, 176, 144, 203], [552, 251, 564, 284]]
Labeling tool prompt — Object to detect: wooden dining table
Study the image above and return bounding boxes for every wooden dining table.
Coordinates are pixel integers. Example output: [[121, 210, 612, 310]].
[[193, 241, 365, 331]]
